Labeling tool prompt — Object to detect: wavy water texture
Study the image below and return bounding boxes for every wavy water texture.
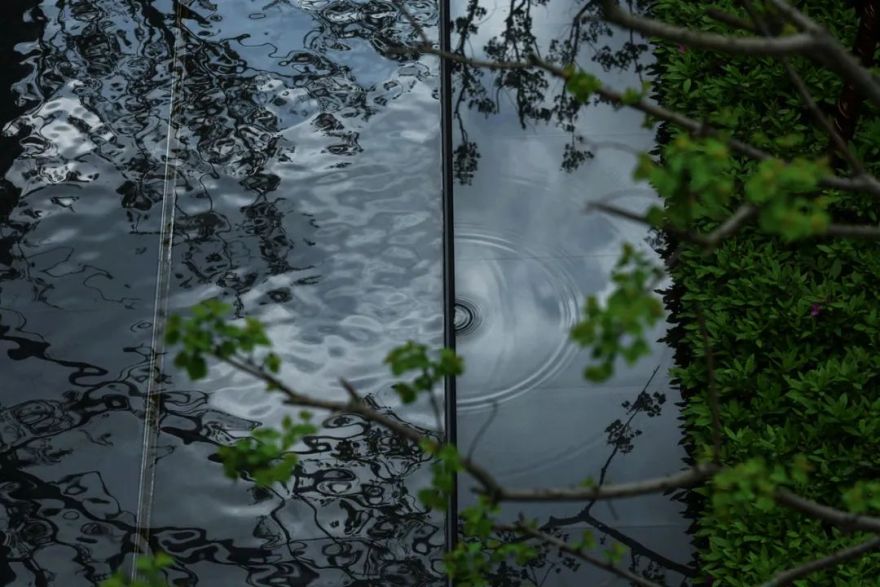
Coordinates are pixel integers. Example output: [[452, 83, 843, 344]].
[[0, 0, 447, 583]]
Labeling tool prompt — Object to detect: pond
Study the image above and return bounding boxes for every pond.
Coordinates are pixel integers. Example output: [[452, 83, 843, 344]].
[[0, 0, 690, 585]]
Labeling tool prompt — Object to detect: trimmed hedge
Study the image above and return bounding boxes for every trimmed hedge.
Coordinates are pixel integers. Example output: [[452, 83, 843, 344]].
[[651, 1, 880, 584]]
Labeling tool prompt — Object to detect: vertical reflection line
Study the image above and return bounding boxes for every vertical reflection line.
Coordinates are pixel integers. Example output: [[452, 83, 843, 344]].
[[131, 2, 185, 578], [439, 0, 458, 572]]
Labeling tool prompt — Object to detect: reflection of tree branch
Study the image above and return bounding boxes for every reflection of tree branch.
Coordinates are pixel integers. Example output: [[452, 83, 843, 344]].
[[543, 509, 697, 577], [585, 364, 662, 517], [499, 522, 664, 587]]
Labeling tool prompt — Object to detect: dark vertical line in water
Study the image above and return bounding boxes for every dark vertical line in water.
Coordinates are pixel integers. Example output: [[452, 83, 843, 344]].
[[439, 0, 458, 574], [130, 3, 185, 579]]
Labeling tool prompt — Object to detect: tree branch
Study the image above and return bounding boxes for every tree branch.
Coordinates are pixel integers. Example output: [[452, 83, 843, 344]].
[[221, 354, 714, 505], [776, 488, 880, 533], [496, 464, 718, 502], [764, 0, 880, 109], [824, 222, 880, 238], [760, 536, 880, 587], [600, 0, 817, 56], [387, 11, 880, 199], [740, 0, 866, 174]]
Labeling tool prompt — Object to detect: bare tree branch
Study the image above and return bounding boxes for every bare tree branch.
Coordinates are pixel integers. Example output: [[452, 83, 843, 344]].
[[776, 488, 880, 533], [764, 0, 880, 109], [601, 0, 880, 110], [589, 200, 880, 242], [702, 204, 758, 247], [587, 201, 758, 248], [599, 0, 817, 56], [760, 536, 880, 587], [496, 464, 718, 502], [824, 223, 880, 238], [740, 0, 866, 174]]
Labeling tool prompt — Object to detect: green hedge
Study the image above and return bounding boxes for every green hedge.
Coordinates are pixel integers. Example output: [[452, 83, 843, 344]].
[[650, 1, 880, 584]]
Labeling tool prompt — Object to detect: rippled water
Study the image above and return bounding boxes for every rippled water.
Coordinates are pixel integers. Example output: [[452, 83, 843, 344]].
[[1, 0, 444, 584]]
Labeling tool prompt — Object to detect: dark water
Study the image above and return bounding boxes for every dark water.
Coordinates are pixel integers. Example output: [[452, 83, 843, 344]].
[[0, 0, 690, 585]]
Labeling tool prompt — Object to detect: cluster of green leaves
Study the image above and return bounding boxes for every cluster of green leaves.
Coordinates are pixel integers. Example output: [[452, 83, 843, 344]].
[[166, 299, 278, 381], [217, 414, 316, 487], [385, 341, 463, 403], [417, 439, 462, 510], [443, 499, 538, 587], [564, 68, 602, 102], [633, 134, 831, 241], [651, 0, 880, 583], [570, 243, 665, 382], [100, 553, 173, 587], [709, 456, 810, 517], [636, 135, 737, 229], [745, 157, 831, 240], [167, 300, 313, 486]]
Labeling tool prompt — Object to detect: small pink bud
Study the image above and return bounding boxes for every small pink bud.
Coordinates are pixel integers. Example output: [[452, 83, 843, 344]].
[[810, 303, 822, 317]]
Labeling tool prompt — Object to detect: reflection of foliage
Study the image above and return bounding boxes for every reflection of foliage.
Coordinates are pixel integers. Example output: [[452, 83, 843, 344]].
[[450, 0, 653, 182], [1, 0, 444, 584]]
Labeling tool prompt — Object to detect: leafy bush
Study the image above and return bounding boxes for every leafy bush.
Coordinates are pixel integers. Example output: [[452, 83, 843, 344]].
[[651, 1, 880, 583]]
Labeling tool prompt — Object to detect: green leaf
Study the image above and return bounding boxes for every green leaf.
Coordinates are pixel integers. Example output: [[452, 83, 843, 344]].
[[565, 71, 602, 102]]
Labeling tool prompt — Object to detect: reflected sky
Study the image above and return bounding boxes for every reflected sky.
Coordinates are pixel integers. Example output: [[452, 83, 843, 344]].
[[449, 0, 692, 584], [1, 0, 689, 585]]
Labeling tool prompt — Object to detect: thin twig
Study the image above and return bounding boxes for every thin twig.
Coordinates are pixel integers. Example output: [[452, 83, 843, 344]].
[[223, 355, 502, 498]]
